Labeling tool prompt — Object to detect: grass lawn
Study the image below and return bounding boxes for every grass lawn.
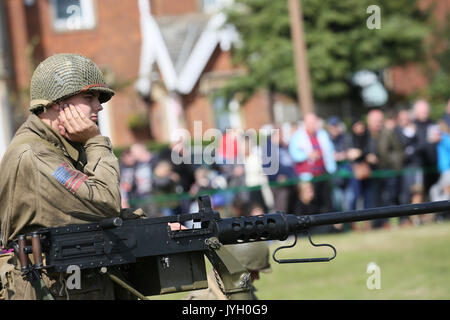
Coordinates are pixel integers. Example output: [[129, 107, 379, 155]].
[[151, 220, 450, 300]]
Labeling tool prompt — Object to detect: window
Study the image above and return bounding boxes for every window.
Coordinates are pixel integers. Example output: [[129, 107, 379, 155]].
[[273, 101, 300, 124], [202, 0, 233, 14], [213, 95, 242, 132], [50, 0, 96, 31]]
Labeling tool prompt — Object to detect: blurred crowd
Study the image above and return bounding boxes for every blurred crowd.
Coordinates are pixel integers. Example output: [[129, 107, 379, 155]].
[[119, 98, 450, 232]]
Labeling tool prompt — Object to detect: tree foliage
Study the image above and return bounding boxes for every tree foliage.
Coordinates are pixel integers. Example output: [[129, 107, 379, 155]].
[[428, 18, 450, 118], [223, 0, 432, 103]]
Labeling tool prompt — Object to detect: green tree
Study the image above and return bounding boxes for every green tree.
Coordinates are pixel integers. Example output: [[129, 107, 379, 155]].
[[223, 0, 431, 104], [428, 19, 450, 119]]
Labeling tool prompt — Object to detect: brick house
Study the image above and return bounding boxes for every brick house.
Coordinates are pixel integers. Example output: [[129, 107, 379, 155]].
[[1, 0, 447, 153], [4, 0, 148, 147], [2, 0, 279, 149]]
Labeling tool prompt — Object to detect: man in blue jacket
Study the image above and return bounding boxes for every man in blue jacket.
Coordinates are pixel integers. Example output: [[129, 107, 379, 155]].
[[289, 113, 336, 214]]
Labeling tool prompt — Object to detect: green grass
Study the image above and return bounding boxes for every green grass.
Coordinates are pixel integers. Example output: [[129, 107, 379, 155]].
[[151, 220, 450, 300]]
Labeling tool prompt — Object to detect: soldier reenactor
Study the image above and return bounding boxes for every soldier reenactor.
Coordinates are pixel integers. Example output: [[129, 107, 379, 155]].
[[0, 53, 123, 299]]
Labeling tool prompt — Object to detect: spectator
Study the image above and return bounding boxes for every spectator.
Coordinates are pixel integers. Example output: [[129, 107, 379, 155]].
[[327, 116, 352, 211], [410, 184, 426, 225], [248, 202, 266, 216], [262, 127, 297, 213], [437, 121, 450, 173], [152, 160, 182, 217], [294, 181, 336, 233], [395, 109, 423, 203], [230, 196, 247, 217], [366, 108, 404, 228], [347, 117, 372, 211], [243, 135, 273, 211], [189, 166, 213, 196], [215, 128, 241, 182], [431, 121, 450, 222], [227, 163, 251, 212], [217, 128, 240, 165], [119, 148, 136, 209], [413, 99, 440, 196], [377, 109, 404, 206], [129, 143, 155, 216], [429, 171, 450, 221], [289, 113, 336, 213], [157, 131, 195, 213], [408, 182, 435, 225], [294, 181, 319, 216]]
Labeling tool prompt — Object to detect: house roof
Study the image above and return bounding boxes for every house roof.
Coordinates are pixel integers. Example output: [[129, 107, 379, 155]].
[[135, 0, 238, 96], [156, 13, 210, 74]]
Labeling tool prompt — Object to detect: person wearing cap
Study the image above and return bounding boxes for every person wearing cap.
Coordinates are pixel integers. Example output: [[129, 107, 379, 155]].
[[0, 53, 124, 300], [289, 113, 336, 214], [183, 242, 272, 300], [327, 116, 352, 212]]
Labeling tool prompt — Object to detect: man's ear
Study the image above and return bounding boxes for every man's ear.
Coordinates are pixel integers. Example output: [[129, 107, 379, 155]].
[[37, 103, 59, 120], [49, 103, 61, 112]]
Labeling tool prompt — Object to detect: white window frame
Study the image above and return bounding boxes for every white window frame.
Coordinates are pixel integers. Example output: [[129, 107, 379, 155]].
[[50, 0, 96, 32], [201, 0, 233, 14]]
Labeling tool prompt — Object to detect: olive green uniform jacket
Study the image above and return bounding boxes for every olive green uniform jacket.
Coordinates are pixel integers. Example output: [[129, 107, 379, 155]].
[[374, 128, 405, 171], [0, 114, 121, 244], [0, 114, 121, 299]]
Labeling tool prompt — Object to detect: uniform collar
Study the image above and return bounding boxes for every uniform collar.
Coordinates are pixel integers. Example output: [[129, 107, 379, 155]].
[[23, 114, 81, 162]]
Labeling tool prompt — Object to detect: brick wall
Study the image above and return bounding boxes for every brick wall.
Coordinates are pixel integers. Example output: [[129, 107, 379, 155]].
[[242, 90, 272, 130], [5, 0, 147, 147], [182, 46, 272, 137], [150, 0, 199, 16]]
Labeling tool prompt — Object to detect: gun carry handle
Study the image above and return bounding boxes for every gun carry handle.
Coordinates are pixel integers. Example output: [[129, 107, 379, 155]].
[[272, 231, 337, 264]]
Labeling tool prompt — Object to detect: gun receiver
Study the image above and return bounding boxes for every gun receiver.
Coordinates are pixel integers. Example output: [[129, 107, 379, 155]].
[[9, 196, 450, 298]]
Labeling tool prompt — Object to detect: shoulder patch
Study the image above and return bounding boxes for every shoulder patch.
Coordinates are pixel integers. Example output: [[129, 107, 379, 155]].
[[52, 163, 88, 194]]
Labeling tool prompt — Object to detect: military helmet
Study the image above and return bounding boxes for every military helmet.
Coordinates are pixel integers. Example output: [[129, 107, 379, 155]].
[[29, 53, 115, 112], [225, 242, 272, 272]]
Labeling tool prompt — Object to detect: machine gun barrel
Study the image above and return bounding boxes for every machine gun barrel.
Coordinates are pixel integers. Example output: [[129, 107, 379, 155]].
[[9, 197, 450, 298], [215, 200, 450, 245], [308, 200, 450, 227]]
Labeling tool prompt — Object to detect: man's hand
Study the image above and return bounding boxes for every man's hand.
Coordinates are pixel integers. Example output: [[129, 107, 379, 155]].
[[307, 150, 321, 161], [347, 148, 362, 161], [168, 222, 187, 231], [58, 104, 100, 143], [366, 153, 378, 165]]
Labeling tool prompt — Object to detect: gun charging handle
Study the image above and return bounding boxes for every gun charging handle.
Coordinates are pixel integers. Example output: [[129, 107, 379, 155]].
[[100, 217, 123, 229]]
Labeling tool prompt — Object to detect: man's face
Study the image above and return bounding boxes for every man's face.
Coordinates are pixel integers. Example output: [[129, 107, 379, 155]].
[[367, 110, 384, 134], [304, 113, 318, 133], [327, 124, 340, 137], [352, 121, 365, 135], [61, 91, 103, 124], [397, 110, 411, 127], [413, 100, 430, 122]]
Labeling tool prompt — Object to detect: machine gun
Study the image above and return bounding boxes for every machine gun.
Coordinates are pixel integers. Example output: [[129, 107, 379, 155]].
[[9, 196, 450, 300]]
